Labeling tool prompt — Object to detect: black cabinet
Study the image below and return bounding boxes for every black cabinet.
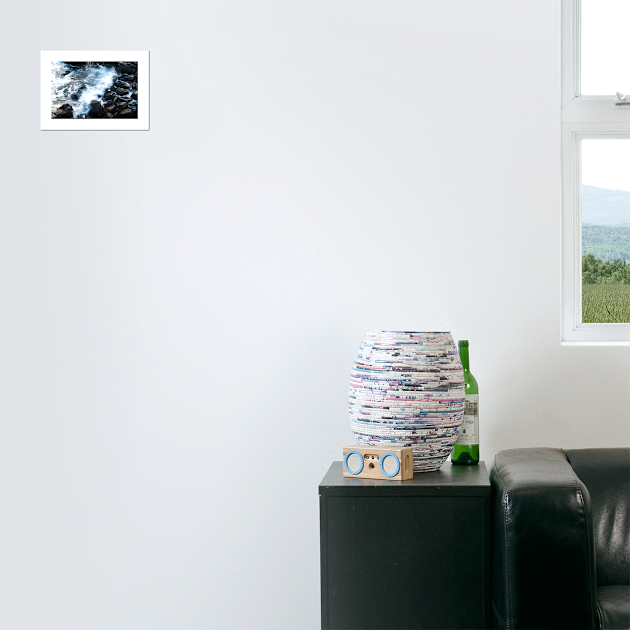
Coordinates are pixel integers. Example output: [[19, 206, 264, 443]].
[[319, 461, 490, 630]]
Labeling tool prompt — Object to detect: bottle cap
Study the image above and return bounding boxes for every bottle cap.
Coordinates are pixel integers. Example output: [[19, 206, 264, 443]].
[[458, 340, 469, 346]]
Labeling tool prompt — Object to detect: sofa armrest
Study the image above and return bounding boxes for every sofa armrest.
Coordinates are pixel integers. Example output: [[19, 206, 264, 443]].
[[491, 448, 598, 630]]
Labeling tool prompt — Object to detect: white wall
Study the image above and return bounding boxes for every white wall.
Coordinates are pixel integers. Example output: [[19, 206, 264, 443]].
[[0, 1, 628, 628]]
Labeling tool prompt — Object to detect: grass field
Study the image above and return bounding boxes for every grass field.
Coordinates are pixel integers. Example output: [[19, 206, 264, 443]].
[[582, 283, 630, 323]]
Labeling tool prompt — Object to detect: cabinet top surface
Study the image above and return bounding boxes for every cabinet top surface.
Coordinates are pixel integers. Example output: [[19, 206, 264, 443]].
[[319, 461, 490, 497]]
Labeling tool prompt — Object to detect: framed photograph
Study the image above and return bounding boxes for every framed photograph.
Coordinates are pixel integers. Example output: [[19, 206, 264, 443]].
[[40, 50, 149, 130]]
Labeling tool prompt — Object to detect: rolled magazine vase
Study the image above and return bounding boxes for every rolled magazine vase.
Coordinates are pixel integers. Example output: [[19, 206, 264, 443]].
[[348, 331, 465, 473]]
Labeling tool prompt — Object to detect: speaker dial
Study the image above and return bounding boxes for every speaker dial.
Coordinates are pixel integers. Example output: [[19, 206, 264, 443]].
[[344, 450, 364, 475], [380, 452, 400, 477]]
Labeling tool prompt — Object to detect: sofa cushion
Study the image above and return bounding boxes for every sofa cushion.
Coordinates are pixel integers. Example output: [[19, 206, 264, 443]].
[[597, 585, 630, 630], [564, 449, 630, 587]]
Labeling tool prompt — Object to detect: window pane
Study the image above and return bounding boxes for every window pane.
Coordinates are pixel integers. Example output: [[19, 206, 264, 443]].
[[581, 0, 630, 95], [582, 139, 630, 322]]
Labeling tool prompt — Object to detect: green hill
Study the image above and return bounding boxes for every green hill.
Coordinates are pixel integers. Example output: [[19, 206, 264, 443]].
[[582, 223, 630, 262], [582, 185, 630, 225]]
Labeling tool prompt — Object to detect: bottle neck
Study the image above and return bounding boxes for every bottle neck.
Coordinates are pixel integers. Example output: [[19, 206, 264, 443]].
[[459, 345, 470, 372]]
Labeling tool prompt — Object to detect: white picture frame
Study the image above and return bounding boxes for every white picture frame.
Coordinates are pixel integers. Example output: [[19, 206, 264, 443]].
[[40, 50, 150, 131]]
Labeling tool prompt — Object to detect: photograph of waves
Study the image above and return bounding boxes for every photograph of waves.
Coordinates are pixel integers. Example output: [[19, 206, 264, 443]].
[[50, 61, 138, 119]]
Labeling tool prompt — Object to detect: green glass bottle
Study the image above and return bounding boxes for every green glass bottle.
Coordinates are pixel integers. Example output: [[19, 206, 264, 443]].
[[451, 340, 479, 465]]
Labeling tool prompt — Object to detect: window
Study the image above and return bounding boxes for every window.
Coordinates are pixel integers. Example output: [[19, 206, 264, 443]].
[[561, 0, 630, 344]]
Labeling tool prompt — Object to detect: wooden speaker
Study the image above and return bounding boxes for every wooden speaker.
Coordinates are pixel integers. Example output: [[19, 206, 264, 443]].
[[342, 445, 413, 480]]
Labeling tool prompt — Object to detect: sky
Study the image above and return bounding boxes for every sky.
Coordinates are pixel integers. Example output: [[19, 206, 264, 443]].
[[580, 2, 630, 193], [582, 0, 630, 96], [582, 140, 630, 193]]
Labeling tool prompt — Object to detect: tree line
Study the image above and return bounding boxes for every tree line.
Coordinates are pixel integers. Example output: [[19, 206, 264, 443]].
[[583, 253, 630, 284]]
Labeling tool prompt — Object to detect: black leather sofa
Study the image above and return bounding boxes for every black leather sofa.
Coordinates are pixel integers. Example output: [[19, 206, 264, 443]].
[[490, 448, 629, 629]]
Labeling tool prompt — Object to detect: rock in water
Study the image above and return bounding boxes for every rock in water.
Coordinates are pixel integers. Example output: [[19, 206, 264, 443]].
[[86, 100, 105, 118], [70, 84, 87, 100], [116, 62, 137, 75], [118, 108, 136, 118], [52, 103, 74, 118]]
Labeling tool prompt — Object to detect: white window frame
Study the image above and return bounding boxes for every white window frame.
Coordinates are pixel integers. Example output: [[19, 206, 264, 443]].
[[561, 0, 630, 344]]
